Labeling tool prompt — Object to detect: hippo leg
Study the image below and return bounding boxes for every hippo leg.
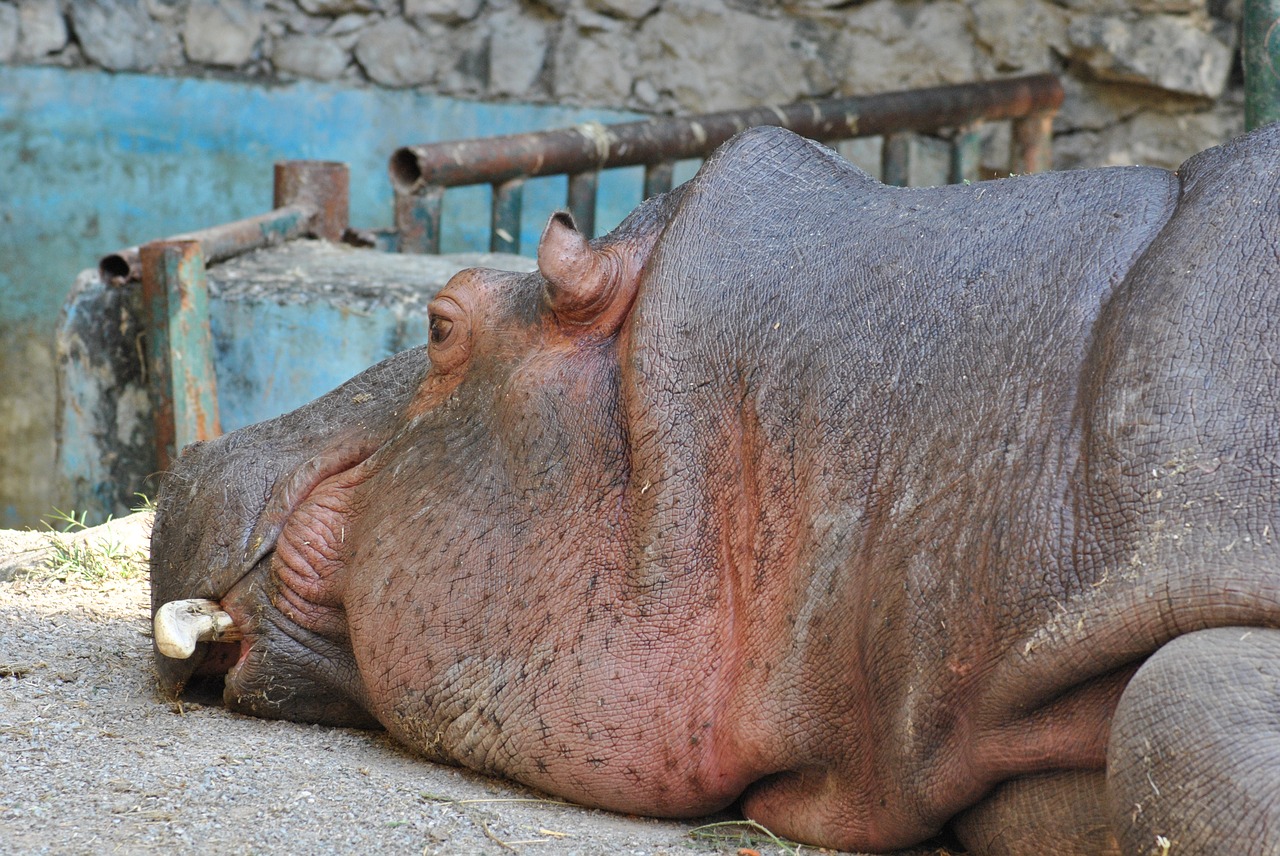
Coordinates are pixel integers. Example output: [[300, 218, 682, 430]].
[[952, 770, 1120, 855], [1107, 628, 1280, 855]]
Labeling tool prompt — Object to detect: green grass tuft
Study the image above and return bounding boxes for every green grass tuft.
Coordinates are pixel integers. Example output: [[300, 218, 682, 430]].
[[37, 508, 146, 583]]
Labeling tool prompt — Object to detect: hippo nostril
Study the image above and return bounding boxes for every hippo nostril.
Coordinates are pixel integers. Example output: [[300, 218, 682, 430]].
[[154, 599, 244, 660]]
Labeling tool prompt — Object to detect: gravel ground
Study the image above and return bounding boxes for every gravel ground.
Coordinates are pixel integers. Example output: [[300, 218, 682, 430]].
[[0, 513, 942, 856]]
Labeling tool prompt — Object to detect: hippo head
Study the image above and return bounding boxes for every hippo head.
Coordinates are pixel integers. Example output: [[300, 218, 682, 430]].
[[148, 172, 768, 817]]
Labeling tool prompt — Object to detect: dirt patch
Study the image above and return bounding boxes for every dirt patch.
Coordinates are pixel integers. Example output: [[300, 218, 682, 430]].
[[0, 514, 934, 855]]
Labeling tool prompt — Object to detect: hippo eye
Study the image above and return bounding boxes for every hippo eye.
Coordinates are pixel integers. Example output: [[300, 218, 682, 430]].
[[425, 293, 470, 373], [429, 314, 454, 345]]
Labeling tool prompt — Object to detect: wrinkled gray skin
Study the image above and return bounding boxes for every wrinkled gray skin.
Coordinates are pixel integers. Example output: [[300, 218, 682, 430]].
[[152, 124, 1280, 854]]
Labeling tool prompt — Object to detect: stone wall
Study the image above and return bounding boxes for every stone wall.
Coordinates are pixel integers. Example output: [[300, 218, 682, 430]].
[[0, 0, 1247, 172]]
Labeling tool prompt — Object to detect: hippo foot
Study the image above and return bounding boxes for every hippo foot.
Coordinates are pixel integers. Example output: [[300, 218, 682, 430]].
[[1108, 627, 1280, 856]]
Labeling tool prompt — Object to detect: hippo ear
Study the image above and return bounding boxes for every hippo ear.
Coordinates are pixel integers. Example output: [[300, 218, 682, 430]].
[[537, 212, 619, 328]]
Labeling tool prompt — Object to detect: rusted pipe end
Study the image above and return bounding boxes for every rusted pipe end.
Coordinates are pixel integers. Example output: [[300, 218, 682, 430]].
[[99, 248, 140, 285], [389, 147, 423, 194], [273, 161, 350, 242]]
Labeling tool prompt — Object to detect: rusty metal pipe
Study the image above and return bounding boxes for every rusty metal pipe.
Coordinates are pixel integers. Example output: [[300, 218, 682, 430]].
[[100, 161, 350, 286], [101, 205, 312, 286], [274, 161, 349, 242], [389, 74, 1063, 195]]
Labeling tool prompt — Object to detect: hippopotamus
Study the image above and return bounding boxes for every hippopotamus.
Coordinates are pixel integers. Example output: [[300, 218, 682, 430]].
[[149, 122, 1280, 855]]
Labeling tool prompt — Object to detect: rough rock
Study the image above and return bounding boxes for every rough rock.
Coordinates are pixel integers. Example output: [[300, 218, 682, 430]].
[[405, 0, 484, 24], [780, 0, 851, 8], [968, 0, 1066, 72], [553, 9, 638, 104], [1211, 0, 1242, 21], [637, 0, 812, 111], [585, 0, 662, 19], [909, 2, 984, 81], [791, 17, 839, 97], [0, 0, 1255, 220], [1056, 0, 1204, 11], [1067, 13, 1232, 98], [528, 0, 572, 14], [1054, 73, 1147, 133], [1053, 97, 1244, 170], [353, 18, 436, 87], [16, 0, 68, 59], [297, 0, 382, 14], [434, 19, 488, 93], [183, 0, 262, 67], [834, 0, 982, 94], [271, 32, 349, 79], [0, 4, 18, 62], [632, 75, 660, 107], [325, 11, 369, 36], [70, 0, 179, 70], [146, 0, 184, 21], [486, 6, 549, 97], [832, 0, 908, 93]]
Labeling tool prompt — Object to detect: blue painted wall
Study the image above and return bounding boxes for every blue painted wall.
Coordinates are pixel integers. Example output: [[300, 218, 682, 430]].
[[0, 65, 654, 527], [1, 66, 644, 324]]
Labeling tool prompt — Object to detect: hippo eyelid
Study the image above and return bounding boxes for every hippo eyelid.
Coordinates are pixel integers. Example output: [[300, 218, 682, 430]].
[[429, 314, 454, 345], [427, 296, 463, 340], [425, 294, 471, 373]]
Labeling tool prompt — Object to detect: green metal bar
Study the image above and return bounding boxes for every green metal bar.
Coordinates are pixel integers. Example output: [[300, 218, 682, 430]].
[[567, 171, 598, 239], [491, 178, 524, 254], [949, 123, 983, 184], [139, 239, 221, 471], [394, 186, 444, 254], [881, 132, 911, 187], [1245, 0, 1280, 130], [643, 161, 675, 199]]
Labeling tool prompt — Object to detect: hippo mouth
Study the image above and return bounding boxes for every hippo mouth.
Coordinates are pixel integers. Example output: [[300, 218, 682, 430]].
[[150, 435, 385, 725]]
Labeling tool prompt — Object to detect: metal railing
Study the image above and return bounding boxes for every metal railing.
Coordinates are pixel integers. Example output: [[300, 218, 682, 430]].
[[389, 74, 1064, 255]]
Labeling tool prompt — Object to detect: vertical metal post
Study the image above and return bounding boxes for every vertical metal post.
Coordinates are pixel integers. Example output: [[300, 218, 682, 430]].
[[949, 123, 983, 184], [273, 161, 349, 241], [1010, 113, 1055, 175], [139, 239, 221, 471], [567, 172, 599, 239], [643, 162, 675, 199], [881, 132, 912, 187], [491, 178, 525, 254], [1245, 0, 1280, 130], [395, 187, 444, 254]]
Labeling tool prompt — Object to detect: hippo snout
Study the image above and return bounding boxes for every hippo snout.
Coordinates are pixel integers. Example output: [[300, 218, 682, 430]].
[[150, 345, 433, 723]]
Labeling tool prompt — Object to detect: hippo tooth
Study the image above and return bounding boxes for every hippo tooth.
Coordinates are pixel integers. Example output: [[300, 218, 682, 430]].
[[153, 599, 243, 660]]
